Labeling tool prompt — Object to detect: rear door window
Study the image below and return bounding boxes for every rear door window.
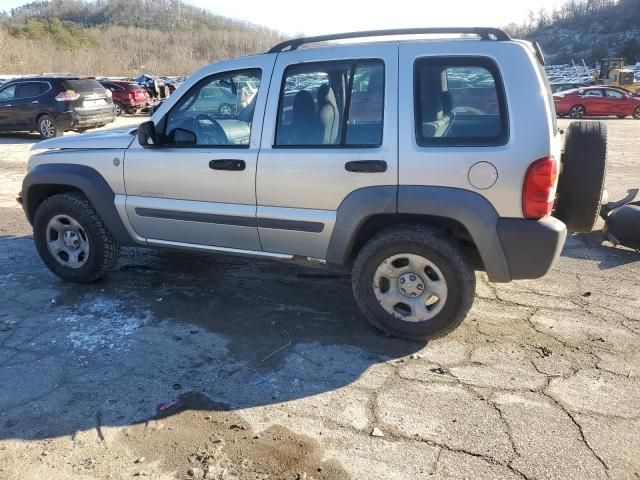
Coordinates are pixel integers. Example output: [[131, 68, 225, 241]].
[[275, 59, 384, 147], [414, 57, 508, 146], [14, 82, 48, 99]]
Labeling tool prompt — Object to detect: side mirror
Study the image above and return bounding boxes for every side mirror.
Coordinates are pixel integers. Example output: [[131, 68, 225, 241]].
[[137, 120, 158, 147], [168, 128, 196, 146]]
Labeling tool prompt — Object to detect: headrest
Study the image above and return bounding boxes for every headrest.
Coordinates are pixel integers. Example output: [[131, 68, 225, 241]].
[[293, 90, 316, 119], [317, 84, 336, 106]]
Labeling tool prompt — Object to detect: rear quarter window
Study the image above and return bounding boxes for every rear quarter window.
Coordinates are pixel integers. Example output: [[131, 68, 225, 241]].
[[414, 56, 509, 147]]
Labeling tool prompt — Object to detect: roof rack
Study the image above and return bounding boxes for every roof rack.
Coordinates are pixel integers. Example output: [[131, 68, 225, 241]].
[[268, 27, 511, 53]]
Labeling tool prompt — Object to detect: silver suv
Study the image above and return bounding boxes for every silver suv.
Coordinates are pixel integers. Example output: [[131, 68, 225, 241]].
[[19, 28, 608, 340]]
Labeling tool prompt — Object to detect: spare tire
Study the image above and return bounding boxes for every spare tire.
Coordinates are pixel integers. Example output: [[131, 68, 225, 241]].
[[554, 121, 607, 233]]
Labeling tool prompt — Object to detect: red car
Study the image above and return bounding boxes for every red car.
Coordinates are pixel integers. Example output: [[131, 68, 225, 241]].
[[99, 80, 152, 116], [554, 86, 640, 119]]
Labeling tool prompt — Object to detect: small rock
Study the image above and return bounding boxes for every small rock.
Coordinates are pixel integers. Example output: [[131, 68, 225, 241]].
[[173, 383, 182, 390], [41, 450, 49, 456], [582, 292, 592, 297], [370, 427, 384, 437], [409, 354, 423, 360], [187, 467, 204, 478], [537, 346, 553, 358], [430, 367, 447, 375], [134, 457, 145, 464], [204, 415, 212, 420]]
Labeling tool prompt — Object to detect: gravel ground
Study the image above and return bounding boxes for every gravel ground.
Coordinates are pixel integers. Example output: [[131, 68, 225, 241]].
[[0, 117, 639, 479]]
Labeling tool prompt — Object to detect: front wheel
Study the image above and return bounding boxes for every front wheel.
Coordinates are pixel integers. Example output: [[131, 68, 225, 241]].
[[570, 104, 586, 119], [33, 192, 120, 283], [352, 225, 475, 340], [38, 114, 60, 139]]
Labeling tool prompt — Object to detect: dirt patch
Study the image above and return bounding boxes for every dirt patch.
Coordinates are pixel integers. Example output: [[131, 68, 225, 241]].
[[123, 392, 348, 479]]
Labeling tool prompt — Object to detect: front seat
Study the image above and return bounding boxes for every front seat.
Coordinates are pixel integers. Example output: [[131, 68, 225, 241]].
[[317, 84, 340, 144], [280, 90, 323, 145]]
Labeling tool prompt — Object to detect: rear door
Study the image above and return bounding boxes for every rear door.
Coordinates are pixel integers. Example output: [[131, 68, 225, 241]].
[[13, 81, 50, 128], [256, 44, 397, 259]]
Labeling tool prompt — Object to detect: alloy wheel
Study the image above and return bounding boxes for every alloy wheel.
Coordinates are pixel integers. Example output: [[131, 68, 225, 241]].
[[40, 118, 55, 138], [372, 253, 448, 323], [45, 214, 90, 269]]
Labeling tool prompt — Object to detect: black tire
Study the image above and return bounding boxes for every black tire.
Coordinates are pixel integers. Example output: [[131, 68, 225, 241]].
[[114, 102, 123, 116], [633, 107, 640, 120], [570, 104, 586, 119], [352, 225, 475, 340], [33, 192, 120, 283], [554, 121, 607, 233], [37, 114, 60, 139]]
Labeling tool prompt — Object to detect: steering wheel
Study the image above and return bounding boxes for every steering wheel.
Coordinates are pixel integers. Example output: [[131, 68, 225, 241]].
[[194, 114, 229, 145]]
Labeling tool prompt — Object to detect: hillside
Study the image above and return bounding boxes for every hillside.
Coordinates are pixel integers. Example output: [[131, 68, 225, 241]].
[[506, 0, 640, 65], [0, 0, 284, 75]]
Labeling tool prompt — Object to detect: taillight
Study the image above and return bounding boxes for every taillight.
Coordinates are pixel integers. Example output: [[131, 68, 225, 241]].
[[522, 156, 558, 219], [55, 90, 80, 102]]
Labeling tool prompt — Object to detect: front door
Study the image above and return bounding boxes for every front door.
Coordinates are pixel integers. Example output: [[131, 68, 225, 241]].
[[123, 56, 274, 250], [256, 44, 398, 259]]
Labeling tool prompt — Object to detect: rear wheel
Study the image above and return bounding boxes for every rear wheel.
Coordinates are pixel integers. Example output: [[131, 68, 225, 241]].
[[33, 192, 120, 283], [352, 225, 475, 340], [554, 121, 608, 233], [114, 102, 124, 116], [633, 107, 640, 120], [38, 114, 59, 139], [570, 104, 586, 119]]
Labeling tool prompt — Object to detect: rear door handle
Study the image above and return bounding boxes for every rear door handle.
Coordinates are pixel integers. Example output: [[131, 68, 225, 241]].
[[209, 159, 246, 171], [345, 160, 387, 173]]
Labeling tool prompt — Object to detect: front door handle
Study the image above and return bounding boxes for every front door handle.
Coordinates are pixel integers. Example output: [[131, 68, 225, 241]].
[[209, 159, 246, 171], [31, 100, 38, 104], [345, 160, 387, 173]]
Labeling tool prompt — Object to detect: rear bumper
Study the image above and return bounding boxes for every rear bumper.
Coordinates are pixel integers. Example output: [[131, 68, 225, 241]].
[[55, 110, 116, 130], [497, 216, 567, 280]]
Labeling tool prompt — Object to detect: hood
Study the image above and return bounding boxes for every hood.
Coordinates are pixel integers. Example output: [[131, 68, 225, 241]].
[[33, 127, 137, 151]]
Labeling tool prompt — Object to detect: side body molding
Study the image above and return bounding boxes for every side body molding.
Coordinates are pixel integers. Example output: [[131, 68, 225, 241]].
[[21, 163, 137, 246]]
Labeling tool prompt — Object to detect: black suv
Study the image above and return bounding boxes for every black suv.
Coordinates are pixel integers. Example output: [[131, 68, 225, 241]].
[[0, 75, 116, 139]]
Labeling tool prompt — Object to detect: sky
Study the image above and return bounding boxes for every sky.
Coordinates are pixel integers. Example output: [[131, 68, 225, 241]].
[[1, 0, 569, 36]]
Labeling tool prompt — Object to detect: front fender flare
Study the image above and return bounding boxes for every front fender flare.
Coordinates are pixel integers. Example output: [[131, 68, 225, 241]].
[[21, 163, 136, 246]]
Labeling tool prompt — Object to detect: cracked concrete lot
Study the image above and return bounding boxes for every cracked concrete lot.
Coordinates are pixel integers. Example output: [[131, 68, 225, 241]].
[[0, 117, 639, 479]]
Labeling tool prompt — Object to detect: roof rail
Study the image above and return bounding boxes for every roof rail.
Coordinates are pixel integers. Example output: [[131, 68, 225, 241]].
[[268, 27, 511, 53]]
